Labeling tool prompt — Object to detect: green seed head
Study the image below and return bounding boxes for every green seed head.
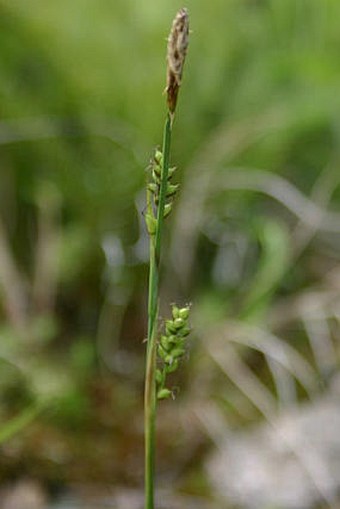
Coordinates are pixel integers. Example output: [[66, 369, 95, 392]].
[[155, 369, 164, 385], [170, 347, 186, 358], [174, 317, 185, 329], [154, 149, 163, 166], [166, 320, 178, 335], [171, 305, 180, 319], [178, 306, 190, 320], [166, 183, 180, 197], [166, 359, 179, 373], [164, 353, 173, 364], [157, 388, 172, 400], [179, 326, 191, 337], [152, 168, 161, 184], [145, 214, 157, 235], [160, 335, 172, 351], [158, 344, 168, 360], [164, 203, 173, 218], [148, 182, 159, 194], [168, 166, 177, 178], [167, 334, 177, 345]]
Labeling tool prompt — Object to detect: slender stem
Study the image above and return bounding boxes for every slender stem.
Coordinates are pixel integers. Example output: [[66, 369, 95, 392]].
[[144, 113, 172, 509]]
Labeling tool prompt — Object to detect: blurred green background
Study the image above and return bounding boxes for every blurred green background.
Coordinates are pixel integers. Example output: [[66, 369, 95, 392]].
[[1, 0, 340, 506]]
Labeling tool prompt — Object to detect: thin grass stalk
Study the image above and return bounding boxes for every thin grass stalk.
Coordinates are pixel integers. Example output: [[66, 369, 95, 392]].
[[144, 8, 189, 509], [144, 114, 172, 509]]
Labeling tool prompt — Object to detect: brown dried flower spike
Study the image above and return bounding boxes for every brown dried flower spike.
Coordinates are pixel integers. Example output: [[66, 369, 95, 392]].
[[166, 7, 189, 115]]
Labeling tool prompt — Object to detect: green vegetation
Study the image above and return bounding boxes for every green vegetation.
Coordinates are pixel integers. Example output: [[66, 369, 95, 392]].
[[0, 0, 340, 505]]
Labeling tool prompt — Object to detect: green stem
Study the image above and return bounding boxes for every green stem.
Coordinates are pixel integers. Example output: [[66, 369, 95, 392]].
[[144, 113, 172, 509]]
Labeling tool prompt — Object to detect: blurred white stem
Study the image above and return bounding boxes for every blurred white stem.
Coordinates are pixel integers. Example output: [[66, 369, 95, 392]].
[[32, 188, 61, 314], [218, 167, 340, 233], [0, 217, 28, 331]]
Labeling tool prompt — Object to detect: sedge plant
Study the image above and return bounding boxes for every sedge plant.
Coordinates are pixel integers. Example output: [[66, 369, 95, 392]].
[[144, 8, 190, 509]]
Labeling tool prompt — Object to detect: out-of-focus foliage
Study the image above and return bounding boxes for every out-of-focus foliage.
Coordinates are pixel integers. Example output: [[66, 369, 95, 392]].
[[0, 0, 340, 504]]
